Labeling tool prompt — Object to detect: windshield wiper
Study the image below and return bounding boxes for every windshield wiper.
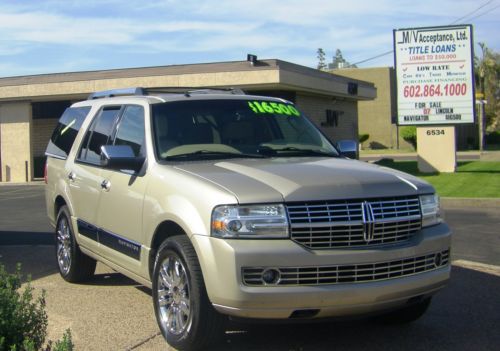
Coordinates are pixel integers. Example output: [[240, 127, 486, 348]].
[[165, 150, 267, 160], [260, 147, 338, 157]]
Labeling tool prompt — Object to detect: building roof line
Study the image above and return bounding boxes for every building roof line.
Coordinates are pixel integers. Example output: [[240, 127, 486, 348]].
[[0, 60, 279, 88], [0, 59, 375, 89], [274, 60, 375, 88]]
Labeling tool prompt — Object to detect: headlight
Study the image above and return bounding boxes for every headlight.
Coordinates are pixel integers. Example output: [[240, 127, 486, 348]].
[[211, 204, 289, 239], [420, 194, 443, 227]]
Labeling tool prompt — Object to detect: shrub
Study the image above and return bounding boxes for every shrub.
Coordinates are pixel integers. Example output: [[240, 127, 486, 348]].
[[0, 264, 47, 351], [0, 265, 74, 351], [486, 131, 500, 144], [49, 330, 73, 351], [358, 134, 370, 144], [400, 126, 417, 150], [466, 137, 478, 150]]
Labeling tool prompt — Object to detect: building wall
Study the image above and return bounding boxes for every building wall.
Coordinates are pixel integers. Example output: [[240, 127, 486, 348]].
[[0, 102, 32, 182], [332, 67, 411, 149], [296, 93, 358, 142]]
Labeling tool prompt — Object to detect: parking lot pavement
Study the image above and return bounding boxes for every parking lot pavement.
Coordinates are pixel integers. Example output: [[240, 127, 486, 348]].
[[0, 184, 53, 245], [1, 184, 499, 350], [0, 246, 162, 350], [1, 244, 499, 351], [446, 205, 500, 266]]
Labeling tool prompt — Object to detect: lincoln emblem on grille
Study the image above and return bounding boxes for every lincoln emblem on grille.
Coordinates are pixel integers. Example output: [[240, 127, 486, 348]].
[[362, 201, 376, 242]]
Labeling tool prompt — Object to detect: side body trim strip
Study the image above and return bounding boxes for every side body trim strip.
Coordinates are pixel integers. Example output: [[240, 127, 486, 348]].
[[76, 219, 140, 260]]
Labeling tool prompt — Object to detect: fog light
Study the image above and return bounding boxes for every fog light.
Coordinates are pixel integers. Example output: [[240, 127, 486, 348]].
[[262, 268, 280, 285], [434, 252, 443, 267]]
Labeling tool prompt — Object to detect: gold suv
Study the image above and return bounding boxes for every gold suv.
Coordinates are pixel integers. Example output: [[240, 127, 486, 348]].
[[45, 87, 451, 351]]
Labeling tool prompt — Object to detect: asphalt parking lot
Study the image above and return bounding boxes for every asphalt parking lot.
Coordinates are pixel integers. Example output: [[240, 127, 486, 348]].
[[1, 184, 499, 350]]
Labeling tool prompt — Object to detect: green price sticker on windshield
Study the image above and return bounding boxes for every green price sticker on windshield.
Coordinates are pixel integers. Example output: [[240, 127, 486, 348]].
[[248, 101, 300, 116]]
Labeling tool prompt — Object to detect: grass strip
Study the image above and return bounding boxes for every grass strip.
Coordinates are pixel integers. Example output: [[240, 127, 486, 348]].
[[374, 160, 500, 198]]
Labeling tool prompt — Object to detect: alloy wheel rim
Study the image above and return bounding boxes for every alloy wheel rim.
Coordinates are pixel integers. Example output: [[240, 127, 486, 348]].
[[56, 216, 72, 275], [157, 255, 191, 335]]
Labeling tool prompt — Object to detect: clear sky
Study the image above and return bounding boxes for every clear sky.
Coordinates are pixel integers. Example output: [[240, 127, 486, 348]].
[[0, 0, 498, 77]]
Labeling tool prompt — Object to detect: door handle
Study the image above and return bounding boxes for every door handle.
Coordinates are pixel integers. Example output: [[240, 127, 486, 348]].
[[68, 172, 76, 181], [101, 180, 111, 191]]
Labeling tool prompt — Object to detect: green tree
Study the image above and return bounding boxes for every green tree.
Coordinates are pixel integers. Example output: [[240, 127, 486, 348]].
[[330, 49, 357, 69], [317, 48, 326, 70], [474, 43, 499, 133]]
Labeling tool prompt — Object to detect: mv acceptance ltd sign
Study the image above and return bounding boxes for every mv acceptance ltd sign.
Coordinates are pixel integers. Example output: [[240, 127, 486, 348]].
[[394, 25, 475, 125]]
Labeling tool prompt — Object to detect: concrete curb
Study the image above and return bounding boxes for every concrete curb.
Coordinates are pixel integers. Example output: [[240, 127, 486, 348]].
[[360, 151, 484, 162], [452, 259, 500, 277], [441, 197, 500, 208]]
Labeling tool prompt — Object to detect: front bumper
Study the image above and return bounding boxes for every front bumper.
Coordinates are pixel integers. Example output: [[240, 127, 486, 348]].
[[191, 223, 451, 319]]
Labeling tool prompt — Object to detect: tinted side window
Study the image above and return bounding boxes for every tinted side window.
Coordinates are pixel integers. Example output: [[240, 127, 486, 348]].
[[113, 105, 145, 157], [78, 106, 121, 164], [45, 106, 91, 158]]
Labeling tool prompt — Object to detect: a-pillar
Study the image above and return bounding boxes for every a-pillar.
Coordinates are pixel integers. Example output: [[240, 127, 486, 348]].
[[0, 102, 33, 182]]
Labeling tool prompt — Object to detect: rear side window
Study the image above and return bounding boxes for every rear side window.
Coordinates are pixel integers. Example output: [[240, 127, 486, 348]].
[[78, 106, 121, 165], [45, 106, 91, 159], [113, 105, 145, 157]]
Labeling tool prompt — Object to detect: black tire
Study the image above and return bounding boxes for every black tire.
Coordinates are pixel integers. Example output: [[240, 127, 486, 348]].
[[376, 297, 432, 324], [152, 235, 225, 351], [55, 205, 96, 282]]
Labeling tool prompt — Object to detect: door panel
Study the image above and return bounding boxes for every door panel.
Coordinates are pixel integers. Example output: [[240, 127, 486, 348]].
[[94, 105, 147, 276], [96, 170, 147, 275], [68, 105, 122, 252], [66, 161, 102, 252]]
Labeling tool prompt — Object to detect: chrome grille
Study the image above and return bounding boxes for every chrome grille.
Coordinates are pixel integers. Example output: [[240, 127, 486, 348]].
[[242, 249, 450, 286], [287, 196, 422, 249]]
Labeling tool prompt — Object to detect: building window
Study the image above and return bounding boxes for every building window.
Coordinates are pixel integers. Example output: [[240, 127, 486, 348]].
[[32, 101, 72, 119], [322, 109, 343, 127]]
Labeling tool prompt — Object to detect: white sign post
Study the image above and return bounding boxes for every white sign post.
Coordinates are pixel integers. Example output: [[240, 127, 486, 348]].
[[393, 25, 475, 172]]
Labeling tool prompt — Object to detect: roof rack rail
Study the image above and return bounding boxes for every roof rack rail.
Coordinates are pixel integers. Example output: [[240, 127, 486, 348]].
[[87, 86, 246, 100], [143, 87, 246, 96], [88, 87, 145, 100]]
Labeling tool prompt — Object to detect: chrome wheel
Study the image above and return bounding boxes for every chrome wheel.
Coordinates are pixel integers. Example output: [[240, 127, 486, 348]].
[[157, 255, 191, 335], [153, 236, 225, 350], [56, 215, 72, 275]]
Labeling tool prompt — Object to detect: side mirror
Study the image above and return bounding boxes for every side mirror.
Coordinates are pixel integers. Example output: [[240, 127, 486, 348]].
[[336, 140, 359, 159], [100, 145, 145, 173]]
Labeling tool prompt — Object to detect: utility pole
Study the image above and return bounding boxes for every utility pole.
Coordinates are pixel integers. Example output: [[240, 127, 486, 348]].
[[478, 73, 486, 151], [478, 100, 484, 151]]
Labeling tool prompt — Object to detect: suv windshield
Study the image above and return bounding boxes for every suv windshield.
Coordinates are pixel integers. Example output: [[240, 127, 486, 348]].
[[152, 99, 338, 160]]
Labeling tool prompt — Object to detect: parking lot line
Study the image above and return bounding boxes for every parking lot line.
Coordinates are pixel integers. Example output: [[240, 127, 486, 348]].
[[452, 259, 500, 277]]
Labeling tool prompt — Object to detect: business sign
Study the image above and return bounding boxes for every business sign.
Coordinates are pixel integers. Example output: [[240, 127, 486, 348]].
[[394, 25, 475, 125]]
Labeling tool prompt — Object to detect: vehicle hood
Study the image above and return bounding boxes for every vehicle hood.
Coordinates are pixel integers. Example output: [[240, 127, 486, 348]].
[[173, 157, 434, 203]]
